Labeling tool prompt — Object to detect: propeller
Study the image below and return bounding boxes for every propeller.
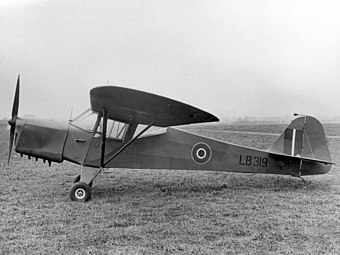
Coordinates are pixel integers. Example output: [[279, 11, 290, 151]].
[[8, 75, 20, 164]]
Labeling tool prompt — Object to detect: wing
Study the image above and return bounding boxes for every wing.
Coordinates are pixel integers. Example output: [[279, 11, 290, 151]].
[[90, 86, 219, 127]]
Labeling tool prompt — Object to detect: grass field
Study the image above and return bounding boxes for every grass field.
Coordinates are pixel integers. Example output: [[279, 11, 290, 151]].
[[0, 123, 339, 254]]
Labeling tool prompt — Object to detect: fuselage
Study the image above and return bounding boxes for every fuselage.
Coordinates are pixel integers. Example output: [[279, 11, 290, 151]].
[[13, 116, 332, 177]]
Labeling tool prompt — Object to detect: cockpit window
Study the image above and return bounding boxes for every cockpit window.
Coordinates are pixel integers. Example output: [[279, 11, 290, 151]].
[[70, 109, 98, 132], [97, 119, 129, 140], [70, 109, 129, 140]]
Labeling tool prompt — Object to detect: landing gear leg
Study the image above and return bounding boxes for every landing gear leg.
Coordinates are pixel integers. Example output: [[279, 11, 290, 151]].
[[73, 174, 93, 187], [69, 166, 101, 202]]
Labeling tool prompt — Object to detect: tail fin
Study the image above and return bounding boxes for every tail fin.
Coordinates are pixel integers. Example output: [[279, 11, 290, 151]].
[[268, 115, 333, 164]]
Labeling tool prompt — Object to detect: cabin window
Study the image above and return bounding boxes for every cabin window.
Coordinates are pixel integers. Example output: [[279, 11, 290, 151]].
[[96, 118, 129, 140], [70, 109, 129, 140], [105, 119, 129, 140], [70, 109, 98, 132]]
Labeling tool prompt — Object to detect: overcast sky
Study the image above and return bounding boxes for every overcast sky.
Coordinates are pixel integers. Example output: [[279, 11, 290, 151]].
[[1, 0, 340, 121]]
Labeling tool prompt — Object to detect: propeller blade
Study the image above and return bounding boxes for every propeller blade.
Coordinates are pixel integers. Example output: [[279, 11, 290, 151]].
[[11, 74, 20, 120], [8, 126, 15, 164], [8, 74, 20, 164]]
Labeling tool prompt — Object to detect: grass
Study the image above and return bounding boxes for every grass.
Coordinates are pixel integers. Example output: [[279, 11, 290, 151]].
[[0, 124, 339, 254]]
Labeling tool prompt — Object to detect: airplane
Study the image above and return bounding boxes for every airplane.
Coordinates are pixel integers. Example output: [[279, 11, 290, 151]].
[[7, 75, 334, 201]]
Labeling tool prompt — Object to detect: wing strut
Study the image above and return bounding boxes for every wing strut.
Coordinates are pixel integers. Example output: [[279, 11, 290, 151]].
[[102, 119, 157, 167], [100, 107, 108, 167]]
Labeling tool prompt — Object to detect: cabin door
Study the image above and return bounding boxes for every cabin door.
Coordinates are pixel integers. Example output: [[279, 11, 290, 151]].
[[83, 117, 130, 167]]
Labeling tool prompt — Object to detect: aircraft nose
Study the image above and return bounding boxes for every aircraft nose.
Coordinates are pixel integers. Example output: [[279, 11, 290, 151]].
[[12, 118, 25, 146], [15, 118, 25, 128]]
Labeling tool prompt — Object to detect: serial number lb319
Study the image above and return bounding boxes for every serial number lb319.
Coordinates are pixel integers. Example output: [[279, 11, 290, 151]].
[[239, 155, 268, 168]]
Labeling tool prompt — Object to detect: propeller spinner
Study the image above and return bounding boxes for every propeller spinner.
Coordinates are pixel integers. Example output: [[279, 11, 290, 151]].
[[8, 75, 20, 164]]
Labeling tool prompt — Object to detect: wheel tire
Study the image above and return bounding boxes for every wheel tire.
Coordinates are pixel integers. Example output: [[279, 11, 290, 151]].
[[69, 182, 92, 202], [73, 174, 93, 187]]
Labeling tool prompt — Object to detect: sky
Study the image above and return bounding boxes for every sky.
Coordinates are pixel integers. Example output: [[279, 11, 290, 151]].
[[1, 0, 340, 122]]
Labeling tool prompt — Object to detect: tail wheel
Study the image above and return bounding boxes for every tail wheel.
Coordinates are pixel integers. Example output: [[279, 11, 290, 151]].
[[69, 182, 91, 202], [73, 174, 93, 187]]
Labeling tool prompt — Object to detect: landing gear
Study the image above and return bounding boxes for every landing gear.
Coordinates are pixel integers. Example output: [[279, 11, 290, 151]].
[[69, 182, 92, 202], [73, 174, 93, 187], [69, 166, 102, 202], [298, 176, 306, 183]]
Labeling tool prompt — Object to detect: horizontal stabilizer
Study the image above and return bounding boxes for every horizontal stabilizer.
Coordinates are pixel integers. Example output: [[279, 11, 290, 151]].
[[268, 151, 334, 165]]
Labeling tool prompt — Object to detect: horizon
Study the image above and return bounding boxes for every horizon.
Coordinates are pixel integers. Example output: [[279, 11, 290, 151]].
[[2, 113, 340, 124]]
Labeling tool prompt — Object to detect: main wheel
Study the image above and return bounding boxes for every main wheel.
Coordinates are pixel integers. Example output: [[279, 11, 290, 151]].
[[69, 182, 92, 202], [73, 174, 93, 187]]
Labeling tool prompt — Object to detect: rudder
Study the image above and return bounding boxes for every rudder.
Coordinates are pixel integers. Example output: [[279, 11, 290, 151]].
[[268, 115, 332, 163]]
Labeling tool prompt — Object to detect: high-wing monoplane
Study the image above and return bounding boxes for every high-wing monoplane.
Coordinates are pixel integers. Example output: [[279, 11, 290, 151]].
[[8, 76, 334, 201]]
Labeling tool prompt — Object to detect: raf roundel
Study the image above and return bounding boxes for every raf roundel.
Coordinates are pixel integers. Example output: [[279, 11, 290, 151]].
[[191, 142, 212, 164]]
